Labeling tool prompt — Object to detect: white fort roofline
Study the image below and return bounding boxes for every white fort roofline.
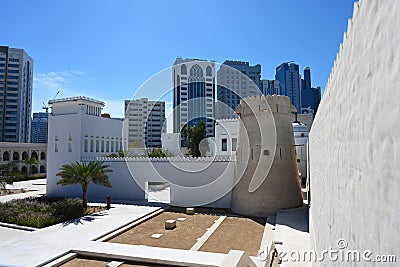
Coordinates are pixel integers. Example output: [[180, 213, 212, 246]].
[[48, 96, 105, 106]]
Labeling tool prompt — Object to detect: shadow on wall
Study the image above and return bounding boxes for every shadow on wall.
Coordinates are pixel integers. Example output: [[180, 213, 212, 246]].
[[276, 206, 309, 233]]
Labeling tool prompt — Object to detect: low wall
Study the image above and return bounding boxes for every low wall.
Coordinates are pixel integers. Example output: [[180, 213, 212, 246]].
[[49, 157, 235, 208]]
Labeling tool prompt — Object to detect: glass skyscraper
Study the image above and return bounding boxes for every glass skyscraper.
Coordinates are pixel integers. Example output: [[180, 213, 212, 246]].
[[0, 46, 33, 143], [275, 62, 301, 112], [31, 112, 48, 143], [173, 57, 215, 137]]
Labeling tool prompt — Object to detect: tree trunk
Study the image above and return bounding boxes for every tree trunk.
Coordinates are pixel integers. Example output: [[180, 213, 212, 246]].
[[82, 185, 88, 210]]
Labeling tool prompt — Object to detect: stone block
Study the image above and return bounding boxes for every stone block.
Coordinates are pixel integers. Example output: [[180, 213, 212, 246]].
[[186, 208, 195, 215], [165, 219, 176, 230]]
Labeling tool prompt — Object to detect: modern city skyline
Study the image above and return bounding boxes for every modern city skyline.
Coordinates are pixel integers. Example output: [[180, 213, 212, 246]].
[[0, 1, 356, 118], [173, 57, 215, 137], [0, 46, 33, 143], [301, 67, 322, 114]]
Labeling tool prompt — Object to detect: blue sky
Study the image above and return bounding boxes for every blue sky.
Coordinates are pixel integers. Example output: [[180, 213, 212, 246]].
[[2, 0, 356, 118]]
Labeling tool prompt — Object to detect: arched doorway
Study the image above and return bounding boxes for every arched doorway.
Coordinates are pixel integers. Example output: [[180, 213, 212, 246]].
[[40, 165, 46, 173], [22, 151, 28, 161], [13, 151, 19, 161], [3, 151, 10, 161], [40, 152, 46, 160], [21, 166, 27, 175], [31, 151, 38, 160]]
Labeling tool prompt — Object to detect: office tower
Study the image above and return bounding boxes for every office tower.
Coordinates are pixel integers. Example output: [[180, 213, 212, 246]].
[[31, 112, 48, 143], [0, 46, 33, 142], [261, 79, 281, 95], [300, 67, 322, 114], [124, 98, 166, 148], [275, 62, 301, 112], [173, 57, 215, 137], [301, 66, 314, 112], [303, 66, 311, 90], [313, 86, 321, 113], [217, 60, 262, 119]]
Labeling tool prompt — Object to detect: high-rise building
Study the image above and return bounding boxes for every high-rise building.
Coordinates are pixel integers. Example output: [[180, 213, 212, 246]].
[[275, 62, 301, 112], [0, 46, 33, 142], [124, 98, 166, 148], [300, 67, 321, 114], [261, 79, 281, 95], [173, 57, 215, 137], [217, 60, 262, 119], [303, 66, 311, 90], [31, 112, 48, 143], [313, 86, 321, 113]]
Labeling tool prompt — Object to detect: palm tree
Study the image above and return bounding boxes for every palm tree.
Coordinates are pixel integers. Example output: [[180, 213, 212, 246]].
[[56, 161, 113, 209], [24, 157, 39, 176]]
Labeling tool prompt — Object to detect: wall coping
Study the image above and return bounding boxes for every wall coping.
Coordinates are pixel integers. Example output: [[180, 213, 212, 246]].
[[81, 156, 236, 162]]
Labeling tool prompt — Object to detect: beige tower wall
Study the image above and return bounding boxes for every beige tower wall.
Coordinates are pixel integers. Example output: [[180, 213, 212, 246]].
[[231, 95, 303, 217]]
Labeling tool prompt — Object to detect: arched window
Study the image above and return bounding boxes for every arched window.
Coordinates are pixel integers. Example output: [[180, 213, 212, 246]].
[[206, 66, 212, 76], [13, 151, 19, 161], [31, 151, 38, 160], [181, 64, 187, 75], [3, 151, 10, 161], [190, 64, 203, 77], [40, 152, 46, 160], [22, 151, 28, 160]]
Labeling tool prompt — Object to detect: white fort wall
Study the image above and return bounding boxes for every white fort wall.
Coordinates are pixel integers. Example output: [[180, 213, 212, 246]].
[[47, 113, 125, 197], [52, 158, 235, 208], [309, 0, 400, 264]]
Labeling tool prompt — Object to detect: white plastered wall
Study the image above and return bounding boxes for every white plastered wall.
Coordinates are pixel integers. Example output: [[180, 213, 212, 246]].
[[309, 1, 400, 265]]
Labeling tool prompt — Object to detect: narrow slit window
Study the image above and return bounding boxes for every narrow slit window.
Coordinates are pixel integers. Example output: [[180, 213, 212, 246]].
[[222, 138, 228, 151]]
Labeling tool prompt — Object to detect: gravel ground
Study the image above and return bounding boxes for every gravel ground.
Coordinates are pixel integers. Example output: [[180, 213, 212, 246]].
[[199, 216, 266, 256], [107, 210, 218, 250], [106, 207, 267, 256]]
